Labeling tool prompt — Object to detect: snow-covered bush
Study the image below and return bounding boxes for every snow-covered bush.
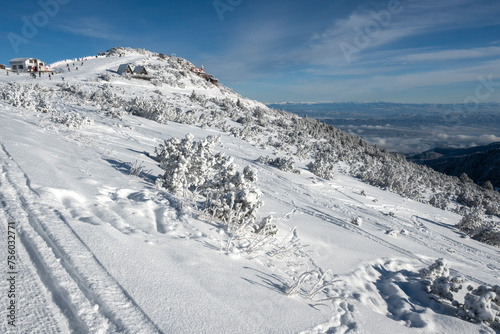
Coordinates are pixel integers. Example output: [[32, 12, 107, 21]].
[[50, 111, 94, 129], [460, 173, 474, 184], [307, 154, 336, 180], [457, 211, 485, 234], [419, 258, 450, 281], [207, 165, 263, 229], [420, 259, 500, 330], [429, 275, 464, 302], [155, 134, 263, 230], [36, 95, 54, 114], [457, 211, 500, 247], [458, 285, 500, 329], [155, 134, 220, 194], [473, 225, 500, 247], [483, 181, 494, 191], [100, 72, 112, 82], [419, 258, 464, 303], [429, 193, 448, 210], [105, 108, 124, 120], [0, 82, 39, 110], [258, 156, 299, 173]]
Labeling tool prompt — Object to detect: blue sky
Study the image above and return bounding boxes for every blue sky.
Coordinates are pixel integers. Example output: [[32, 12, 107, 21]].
[[1, 0, 500, 103]]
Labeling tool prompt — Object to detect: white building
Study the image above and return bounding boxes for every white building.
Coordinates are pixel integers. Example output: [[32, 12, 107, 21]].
[[9, 58, 47, 73]]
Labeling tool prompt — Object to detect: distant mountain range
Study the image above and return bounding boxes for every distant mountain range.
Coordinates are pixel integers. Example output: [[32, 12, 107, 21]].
[[408, 142, 500, 189]]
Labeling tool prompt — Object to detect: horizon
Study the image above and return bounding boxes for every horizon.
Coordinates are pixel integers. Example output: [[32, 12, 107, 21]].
[[266, 100, 500, 105], [1, 0, 500, 104]]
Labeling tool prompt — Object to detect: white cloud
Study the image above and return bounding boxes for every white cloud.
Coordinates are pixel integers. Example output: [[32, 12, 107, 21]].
[[298, 0, 500, 67], [479, 134, 500, 143], [56, 18, 123, 40], [395, 46, 500, 62], [202, 0, 500, 102], [360, 124, 392, 130], [438, 134, 449, 140]]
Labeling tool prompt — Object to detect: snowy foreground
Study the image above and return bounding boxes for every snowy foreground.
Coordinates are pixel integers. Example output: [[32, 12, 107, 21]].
[[1, 49, 499, 333]]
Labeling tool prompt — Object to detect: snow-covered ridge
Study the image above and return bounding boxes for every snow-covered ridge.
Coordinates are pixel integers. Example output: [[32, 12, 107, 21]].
[[0, 47, 499, 333]]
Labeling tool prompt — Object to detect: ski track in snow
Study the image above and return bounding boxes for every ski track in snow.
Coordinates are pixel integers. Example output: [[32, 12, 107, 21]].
[[0, 204, 71, 334], [0, 143, 162, 333]]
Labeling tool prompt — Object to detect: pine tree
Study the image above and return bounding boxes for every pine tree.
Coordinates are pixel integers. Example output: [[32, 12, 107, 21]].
[[483, 180, 494, 191]]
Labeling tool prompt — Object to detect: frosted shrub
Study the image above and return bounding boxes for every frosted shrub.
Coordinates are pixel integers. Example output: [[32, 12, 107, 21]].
[[420, 260, 464, 306], [458, 285, 500, 328], [483, 181, 494, 191], [419, 258, 450, 281], [307, 155, 336, 180], [295, 145, 310, 160], [155, 134, 219, 194], [420, 260, 500, 330], [457, 211, 485, 234], [36, 96, 54, 114], [100, 72, 112, 82], [0, 83, 38, 110], [457, 211, 500, 246], [258, 156, 299, 173], [207, 165, 263, 229], [155, 135, 263, 229], [429, 275, 464, 302], [105, 108, 124, 120], [429, 193, 448, 210], [484, 198, 500, 216], [473, 225, 500, 247], [50, 111, 94, 129]]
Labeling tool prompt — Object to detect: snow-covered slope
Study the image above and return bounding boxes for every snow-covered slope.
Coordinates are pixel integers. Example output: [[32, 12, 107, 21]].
[[1, 48, 499, 333]]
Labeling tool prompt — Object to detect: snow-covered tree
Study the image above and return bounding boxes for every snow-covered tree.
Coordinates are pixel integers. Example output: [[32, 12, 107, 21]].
[[155, 135, 263, 230], [483, 181, 494, 191]]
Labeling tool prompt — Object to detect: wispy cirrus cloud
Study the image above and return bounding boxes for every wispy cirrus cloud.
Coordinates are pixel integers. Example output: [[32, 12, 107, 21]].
[[300, 0, 500, 66], [394, 46, 500, 62], [56, 17, 124, 40], [199, 0, 500, 102]]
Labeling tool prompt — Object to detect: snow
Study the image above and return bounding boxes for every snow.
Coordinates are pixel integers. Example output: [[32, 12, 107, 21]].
[[1, 49, 499, 333]]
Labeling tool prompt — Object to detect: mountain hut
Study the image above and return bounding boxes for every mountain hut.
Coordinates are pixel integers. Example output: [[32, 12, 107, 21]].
[[133, 66, 148, 75], [9, 58, 47, 73], [117, 64, 133, 75]]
